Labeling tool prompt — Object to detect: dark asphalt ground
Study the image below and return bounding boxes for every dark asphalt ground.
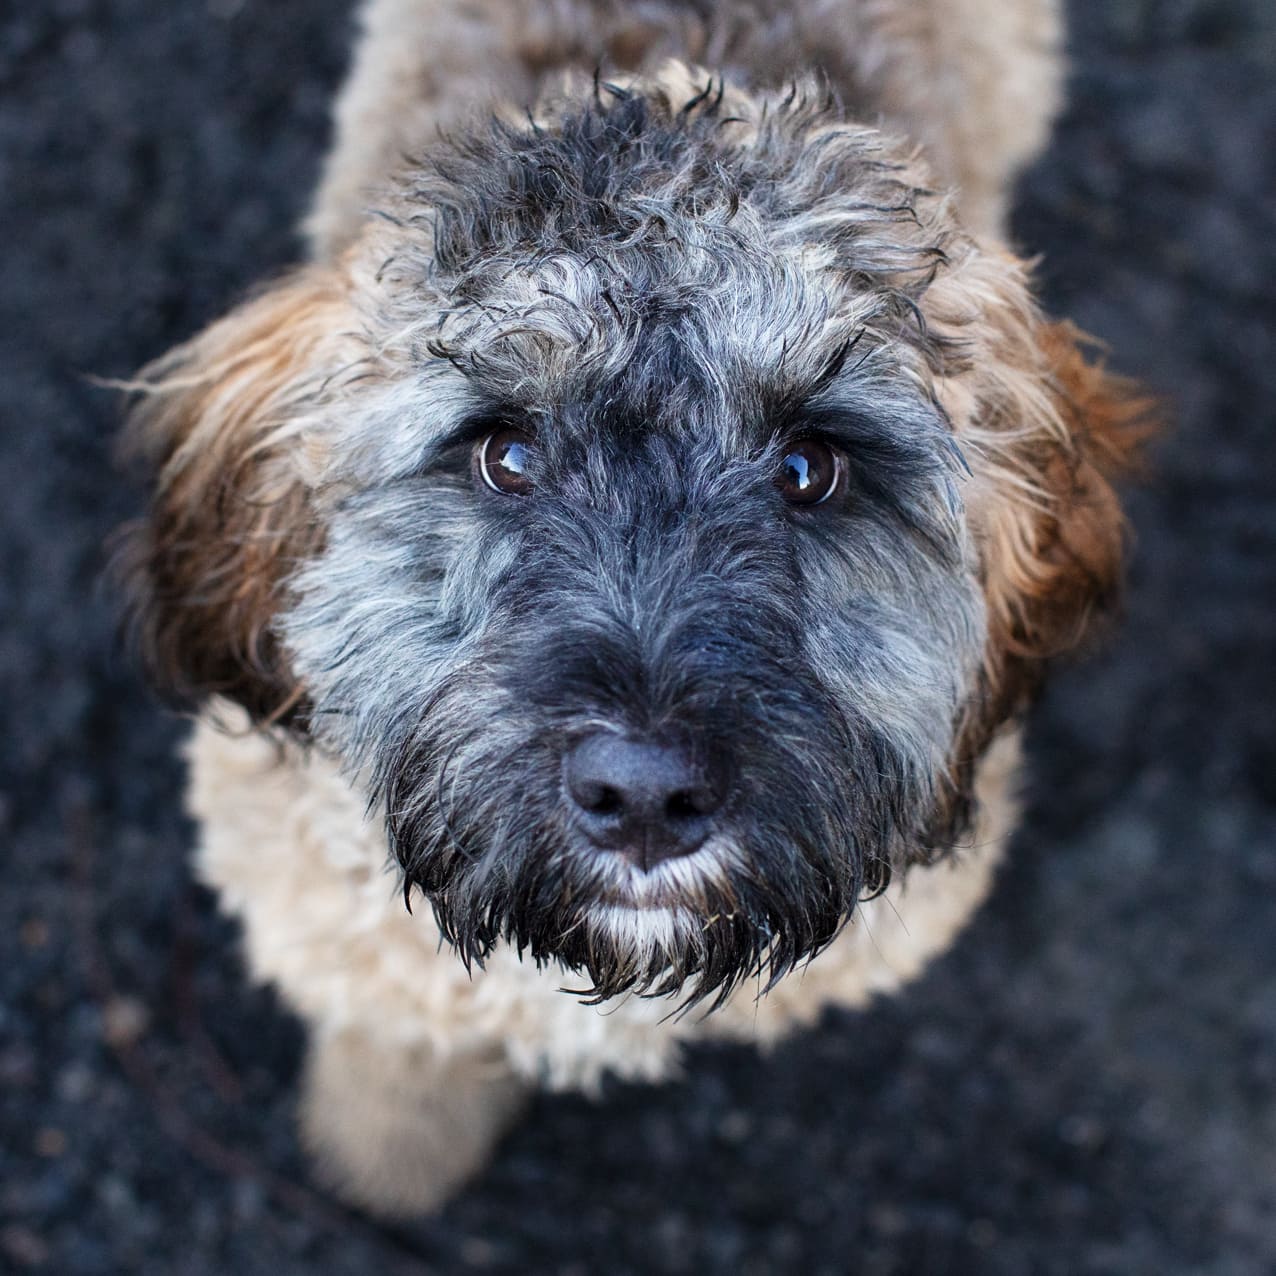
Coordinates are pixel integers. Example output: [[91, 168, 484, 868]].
[[3, 2, 1275, 1272]]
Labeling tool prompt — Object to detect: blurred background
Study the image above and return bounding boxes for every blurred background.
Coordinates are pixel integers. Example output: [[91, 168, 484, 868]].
[[2, 1, 1274, 1272]]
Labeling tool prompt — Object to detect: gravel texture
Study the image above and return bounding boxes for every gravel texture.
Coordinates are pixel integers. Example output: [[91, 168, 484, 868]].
[[2, 2, 1275, 1272]]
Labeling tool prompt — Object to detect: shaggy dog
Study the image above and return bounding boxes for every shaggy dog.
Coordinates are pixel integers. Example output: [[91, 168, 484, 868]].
[[121, 0, 1146, 1215]]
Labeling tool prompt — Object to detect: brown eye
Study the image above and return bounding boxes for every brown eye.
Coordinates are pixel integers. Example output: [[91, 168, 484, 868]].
[[477, 428, 534, 496], [776, 439, 841, 505]]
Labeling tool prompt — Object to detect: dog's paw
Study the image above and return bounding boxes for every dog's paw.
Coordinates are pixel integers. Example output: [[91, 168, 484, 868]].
[[300, 1030, 528, 1217]]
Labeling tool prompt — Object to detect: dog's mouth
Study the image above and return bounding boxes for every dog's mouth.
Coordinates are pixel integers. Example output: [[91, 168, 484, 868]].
[[578, 837, 743, 911], [524, 834, 832, 1008]]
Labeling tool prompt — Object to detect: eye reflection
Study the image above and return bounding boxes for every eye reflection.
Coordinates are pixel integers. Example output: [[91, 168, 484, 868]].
[[478, 429, 534, 496], [776, 439, 841, 505]]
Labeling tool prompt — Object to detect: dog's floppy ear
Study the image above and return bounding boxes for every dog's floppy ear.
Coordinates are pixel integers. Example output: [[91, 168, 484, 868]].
[[925, 303, 1156, 853], [119, 267, 356, 728], [981, 317, 1152, 669]]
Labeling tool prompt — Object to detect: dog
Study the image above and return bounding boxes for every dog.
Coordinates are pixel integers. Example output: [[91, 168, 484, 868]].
[[120, 0, 1148, 1216]]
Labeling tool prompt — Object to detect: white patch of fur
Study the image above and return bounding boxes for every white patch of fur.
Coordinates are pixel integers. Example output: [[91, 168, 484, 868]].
[[584, 836, 742, 906], [585, 904, 692, 961]]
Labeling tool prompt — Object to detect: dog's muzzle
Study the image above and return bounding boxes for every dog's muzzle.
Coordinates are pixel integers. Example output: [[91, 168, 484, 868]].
[[562, 733, 731, 872]]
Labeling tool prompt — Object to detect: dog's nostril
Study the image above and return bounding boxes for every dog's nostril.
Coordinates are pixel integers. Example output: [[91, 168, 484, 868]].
[[665, 788, 713, 821], [585, 785, 623, 816], [562, 734, 729, 866]]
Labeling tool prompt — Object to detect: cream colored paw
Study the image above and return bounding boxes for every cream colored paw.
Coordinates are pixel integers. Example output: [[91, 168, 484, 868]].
[[300, 1030, 528, 1217]]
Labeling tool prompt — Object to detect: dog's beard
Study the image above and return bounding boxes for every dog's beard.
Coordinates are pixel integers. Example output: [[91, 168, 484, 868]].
[[380, 673, 922, 1011], [409, 825, 853, 1012]]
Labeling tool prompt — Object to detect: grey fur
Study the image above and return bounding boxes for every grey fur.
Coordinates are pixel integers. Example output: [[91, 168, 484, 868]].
[[283, 80, 988, 1008]]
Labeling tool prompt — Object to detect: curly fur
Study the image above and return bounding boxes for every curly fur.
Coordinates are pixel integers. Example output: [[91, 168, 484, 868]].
[[119, 0, 1152, 1215]]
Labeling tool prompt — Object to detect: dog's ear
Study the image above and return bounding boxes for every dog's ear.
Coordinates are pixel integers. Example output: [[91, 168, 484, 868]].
[[979, 316, 1153, 668], [119, 268, 356, 728], [981, 318, 1151, 668], [924, 305, 1157, 853]]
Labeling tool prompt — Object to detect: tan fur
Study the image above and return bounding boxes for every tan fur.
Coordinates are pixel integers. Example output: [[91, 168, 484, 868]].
[[121, 271, 358, 722], [120, 0, 1157, 1217], [915, 250, 1153, 821], [301, 1029, 528, 1216]]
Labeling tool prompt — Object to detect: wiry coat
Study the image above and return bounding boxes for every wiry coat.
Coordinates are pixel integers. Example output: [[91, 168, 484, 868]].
[[120, 0, 1149, 1215]]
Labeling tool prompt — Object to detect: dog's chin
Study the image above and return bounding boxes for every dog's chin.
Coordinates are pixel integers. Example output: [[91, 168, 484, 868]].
[[548, 900, 746, 1009], [418, 829, 855, 1008], [577, 902, 700, 975]]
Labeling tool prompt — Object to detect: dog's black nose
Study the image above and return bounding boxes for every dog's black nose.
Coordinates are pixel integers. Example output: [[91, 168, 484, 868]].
[[563, 735, 727, 869]]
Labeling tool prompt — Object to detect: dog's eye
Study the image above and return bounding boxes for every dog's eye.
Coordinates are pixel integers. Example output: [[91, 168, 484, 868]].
[[477, 428, 534, 497], [776, 439, 841, 506]]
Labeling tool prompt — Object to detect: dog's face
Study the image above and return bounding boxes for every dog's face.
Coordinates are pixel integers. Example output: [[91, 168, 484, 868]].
[[124, 72, 1141, 1007]]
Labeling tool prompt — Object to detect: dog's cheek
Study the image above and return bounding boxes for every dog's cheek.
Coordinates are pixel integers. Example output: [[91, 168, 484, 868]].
[[795, 513, 986, 776], [279, 477, 529, 771], [118, 268, 357, 727]]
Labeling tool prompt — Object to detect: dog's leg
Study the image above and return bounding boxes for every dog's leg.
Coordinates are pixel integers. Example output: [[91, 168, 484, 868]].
[[300, 1029, 528, 1217]]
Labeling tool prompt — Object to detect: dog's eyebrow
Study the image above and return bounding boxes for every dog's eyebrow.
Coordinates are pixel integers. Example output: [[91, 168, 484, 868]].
[[779, 389, 943, 448], [412, 409, 531, 472], [419, 418, 492, 462], [810, 329, 868, 395]]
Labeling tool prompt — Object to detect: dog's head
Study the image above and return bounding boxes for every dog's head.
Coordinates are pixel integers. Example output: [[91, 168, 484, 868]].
[[122, 70, 1147, 1007]]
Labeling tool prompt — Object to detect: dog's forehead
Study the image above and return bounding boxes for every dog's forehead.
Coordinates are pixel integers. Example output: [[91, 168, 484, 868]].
[[404, 83, 951, 410], [345, 82, 964, 478], [460, 277, 829, 447]]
